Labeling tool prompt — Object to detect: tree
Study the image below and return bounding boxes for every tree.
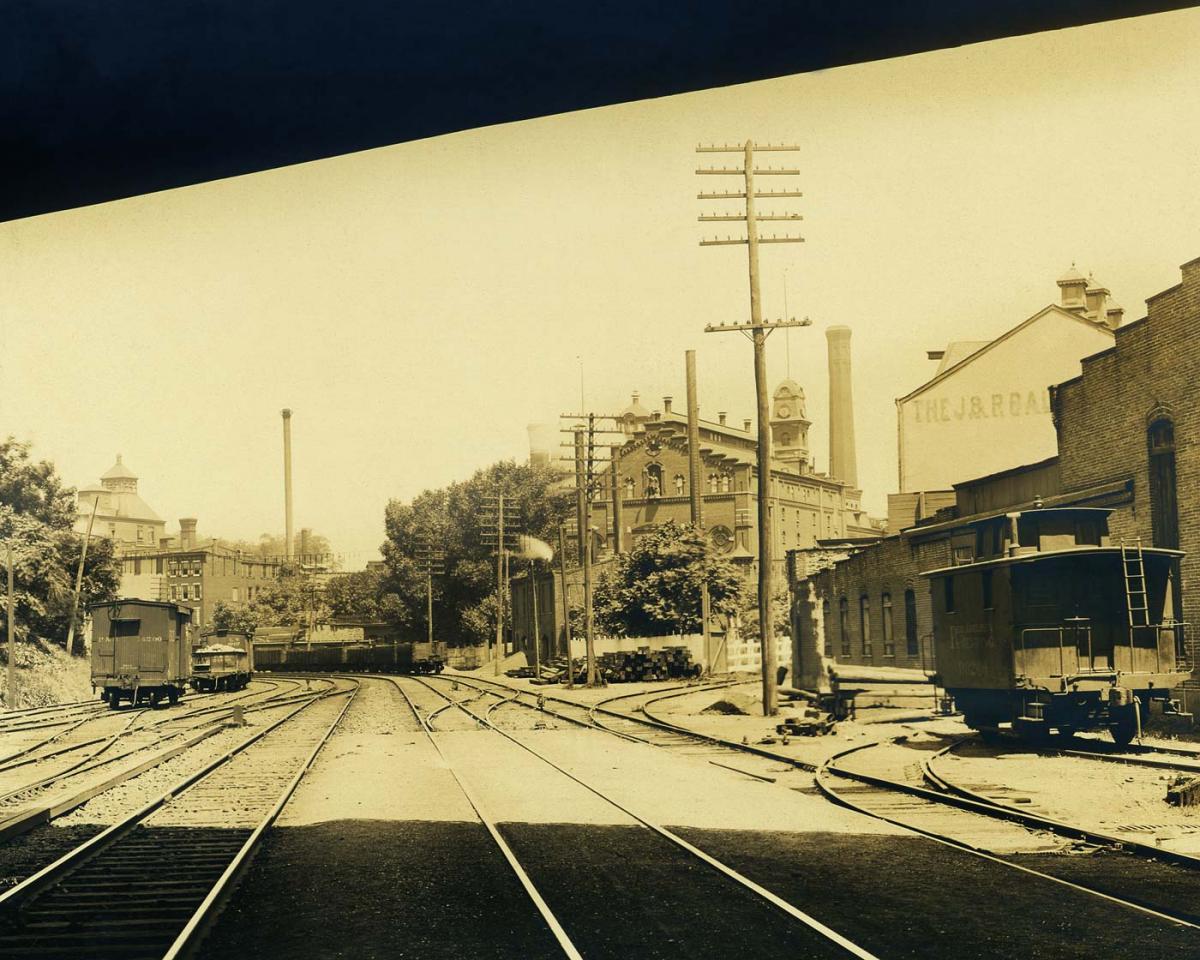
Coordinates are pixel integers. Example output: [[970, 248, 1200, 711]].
[[210, 600, 262, 637], [736, 579, 791, 643], [216, 531, 336, 565], [593, 520, 745, 637], [324, 568, 389, 622], [245, 573, 330, 629], [381, 460, 575, 646], [0, 439, 120, 652]]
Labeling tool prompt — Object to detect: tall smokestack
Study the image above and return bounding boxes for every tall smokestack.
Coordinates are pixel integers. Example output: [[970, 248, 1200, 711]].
[[300, 527, 312, 560], [282, 409, 294, 561], [826, 326, 859, 489], [179, 518, 197, 550]]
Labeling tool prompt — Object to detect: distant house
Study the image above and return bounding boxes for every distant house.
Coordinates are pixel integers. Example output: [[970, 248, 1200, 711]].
[[75, 455, 166, 548]]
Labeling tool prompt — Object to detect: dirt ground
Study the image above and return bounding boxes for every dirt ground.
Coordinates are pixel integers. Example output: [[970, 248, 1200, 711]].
[[1, 639, 93, 710]]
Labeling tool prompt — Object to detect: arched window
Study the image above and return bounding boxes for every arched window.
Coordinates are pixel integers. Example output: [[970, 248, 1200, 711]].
[[839, 598, 850, 657], [882, 592, 894, 656], [822, 599, 831, 657], [720, 473, 731, 493], [623, 477, 636, 500], [1148, 418, 1179, 549], [904, 589, 918, 656], [673, 474, 686, 496], [860, 594, 872, 657]]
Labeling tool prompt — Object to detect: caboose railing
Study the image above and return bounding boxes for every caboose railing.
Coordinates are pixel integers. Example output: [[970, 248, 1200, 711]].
[[1017, 621, 1193, 680]]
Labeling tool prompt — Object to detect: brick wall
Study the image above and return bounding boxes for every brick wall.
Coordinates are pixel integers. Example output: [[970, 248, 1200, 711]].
[[1052, 256, 1200, 666]]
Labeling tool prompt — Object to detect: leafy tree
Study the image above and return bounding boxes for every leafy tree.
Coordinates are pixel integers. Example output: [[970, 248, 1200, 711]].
[[216, 531, 337, 566], [593, 520, 745, 637], [210, 600, 262, 637], [381, 460, 574, 646], [246, 573, 330, 628], [0, 440, 120, 654], [736, 580, 791, 643]]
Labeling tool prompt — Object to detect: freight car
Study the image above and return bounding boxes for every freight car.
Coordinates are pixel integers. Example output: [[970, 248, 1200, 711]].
[[922, 506, 1192, 744], [191, 631, 254, 692], [253, 639, 445, 674], [90, 599, 195, 708]]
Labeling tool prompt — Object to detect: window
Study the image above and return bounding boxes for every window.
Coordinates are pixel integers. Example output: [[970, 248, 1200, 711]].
[[232, 587, 240, 602], [944, 577, 955, 613], [134, 558, 142, 576], [169, 561, 178, 577], [981, 571, 994, 610], [181, 584, 190, 601], [860, 595, 872, 657], [169, 585, 178, 600], [839, 598, 850, 656], [194, 583, 202, 600], [882, 593, 894, 656], [1148, 419, 1179, 549], [624, 477, 636, 500], [822, 599, 832, 656], [904, 589, 918, 657], [673, 474, 685, 496]]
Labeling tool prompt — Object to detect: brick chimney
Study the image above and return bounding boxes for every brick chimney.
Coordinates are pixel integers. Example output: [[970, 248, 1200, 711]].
[[718, 411, 727, 426], [179, 518, 197, 550], [826, 325, 859, 489], [663, 396, 673, 414], [743, 418, 752, 432]]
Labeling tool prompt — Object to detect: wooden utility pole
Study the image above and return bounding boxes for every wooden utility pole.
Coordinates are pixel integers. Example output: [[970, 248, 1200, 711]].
[[6, 542, 15, 710], [529, 558, 541, 677], [494, 495, 504, 675], [698, 140, 809, 716], [684, 350, 713, 674], [573, 429, 598, 687], [558, 523, 573, 689], [66, 495, 99, 657]]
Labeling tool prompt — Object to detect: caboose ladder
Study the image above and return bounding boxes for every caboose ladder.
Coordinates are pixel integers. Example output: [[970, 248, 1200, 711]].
[[1120, 538, 1150, 628]]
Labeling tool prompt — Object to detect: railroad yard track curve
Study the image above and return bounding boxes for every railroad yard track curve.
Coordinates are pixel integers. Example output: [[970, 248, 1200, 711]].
[[402, 674, 883, 960]]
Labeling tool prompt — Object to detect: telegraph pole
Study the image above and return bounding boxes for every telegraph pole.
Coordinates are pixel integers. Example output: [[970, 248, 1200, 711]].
[[529, 558, 541, 678], [481, 494, 521, 675], [66, 494, 99, 657], [697, 140, 810, 716], [558, 522, 573, 689], [415, 539, 445, 655], [684, 350, 713, 674], [560, 413, 623, 687], [6, 542, 15, 710]]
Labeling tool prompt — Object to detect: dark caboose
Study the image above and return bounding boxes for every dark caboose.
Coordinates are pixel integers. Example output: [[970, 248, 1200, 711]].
[[922, 507, 1191, 743], [90, 599, 195, 708]]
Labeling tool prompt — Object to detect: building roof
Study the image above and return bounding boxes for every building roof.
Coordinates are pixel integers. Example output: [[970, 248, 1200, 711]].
[[1057, 264, 1086, 284], [101, 454, 137, 481], [933, 341, 990, 375], [899, 303, 1116, 404]]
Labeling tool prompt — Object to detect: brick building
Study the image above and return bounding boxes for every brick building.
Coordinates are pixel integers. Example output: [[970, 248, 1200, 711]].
[[75, 455, 166, 548], [117, 521, 284, 628], [1051, 255, 1200, 639], [791, 257, 1199, 692]]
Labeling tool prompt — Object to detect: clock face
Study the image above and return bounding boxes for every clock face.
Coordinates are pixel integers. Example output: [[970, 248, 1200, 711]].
[[777, 405, 791, 419]]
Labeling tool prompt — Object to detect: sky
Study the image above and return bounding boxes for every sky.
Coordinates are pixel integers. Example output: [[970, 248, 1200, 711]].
[[3, 8, 1199, 568]]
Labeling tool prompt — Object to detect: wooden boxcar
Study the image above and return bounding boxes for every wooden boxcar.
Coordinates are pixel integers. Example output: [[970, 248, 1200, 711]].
[[191, 631, 254, 692], [89, 599, 195, 708], [922, 507, 1192, 743]]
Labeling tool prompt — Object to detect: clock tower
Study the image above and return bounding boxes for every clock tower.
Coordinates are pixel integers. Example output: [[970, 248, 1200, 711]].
[[770, 379, 811, 473]]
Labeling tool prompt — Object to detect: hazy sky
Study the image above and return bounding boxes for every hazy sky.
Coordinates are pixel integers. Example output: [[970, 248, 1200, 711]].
[[4, 8, 1199, 567]]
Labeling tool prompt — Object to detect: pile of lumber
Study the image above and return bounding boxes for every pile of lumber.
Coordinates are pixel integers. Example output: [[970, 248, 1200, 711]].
[[596, 646, 700, 683]]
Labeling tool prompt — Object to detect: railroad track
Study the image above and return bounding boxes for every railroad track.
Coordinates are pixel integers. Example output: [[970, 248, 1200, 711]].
[[397, 674, 881, 960], [0, 678, 337, 843], [444, 673, 1200, 932], [0, 678, 357, 959], [0, 679, 315, 790]]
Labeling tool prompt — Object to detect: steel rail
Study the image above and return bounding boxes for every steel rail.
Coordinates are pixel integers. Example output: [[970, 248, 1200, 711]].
[[0, 683, 334, 818], [815, 745, 1200, 932], [410, 675, 882, 960], [390, 678, 585, 960], [161, 680, 359, 959], [0, 680, 356, 912]]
